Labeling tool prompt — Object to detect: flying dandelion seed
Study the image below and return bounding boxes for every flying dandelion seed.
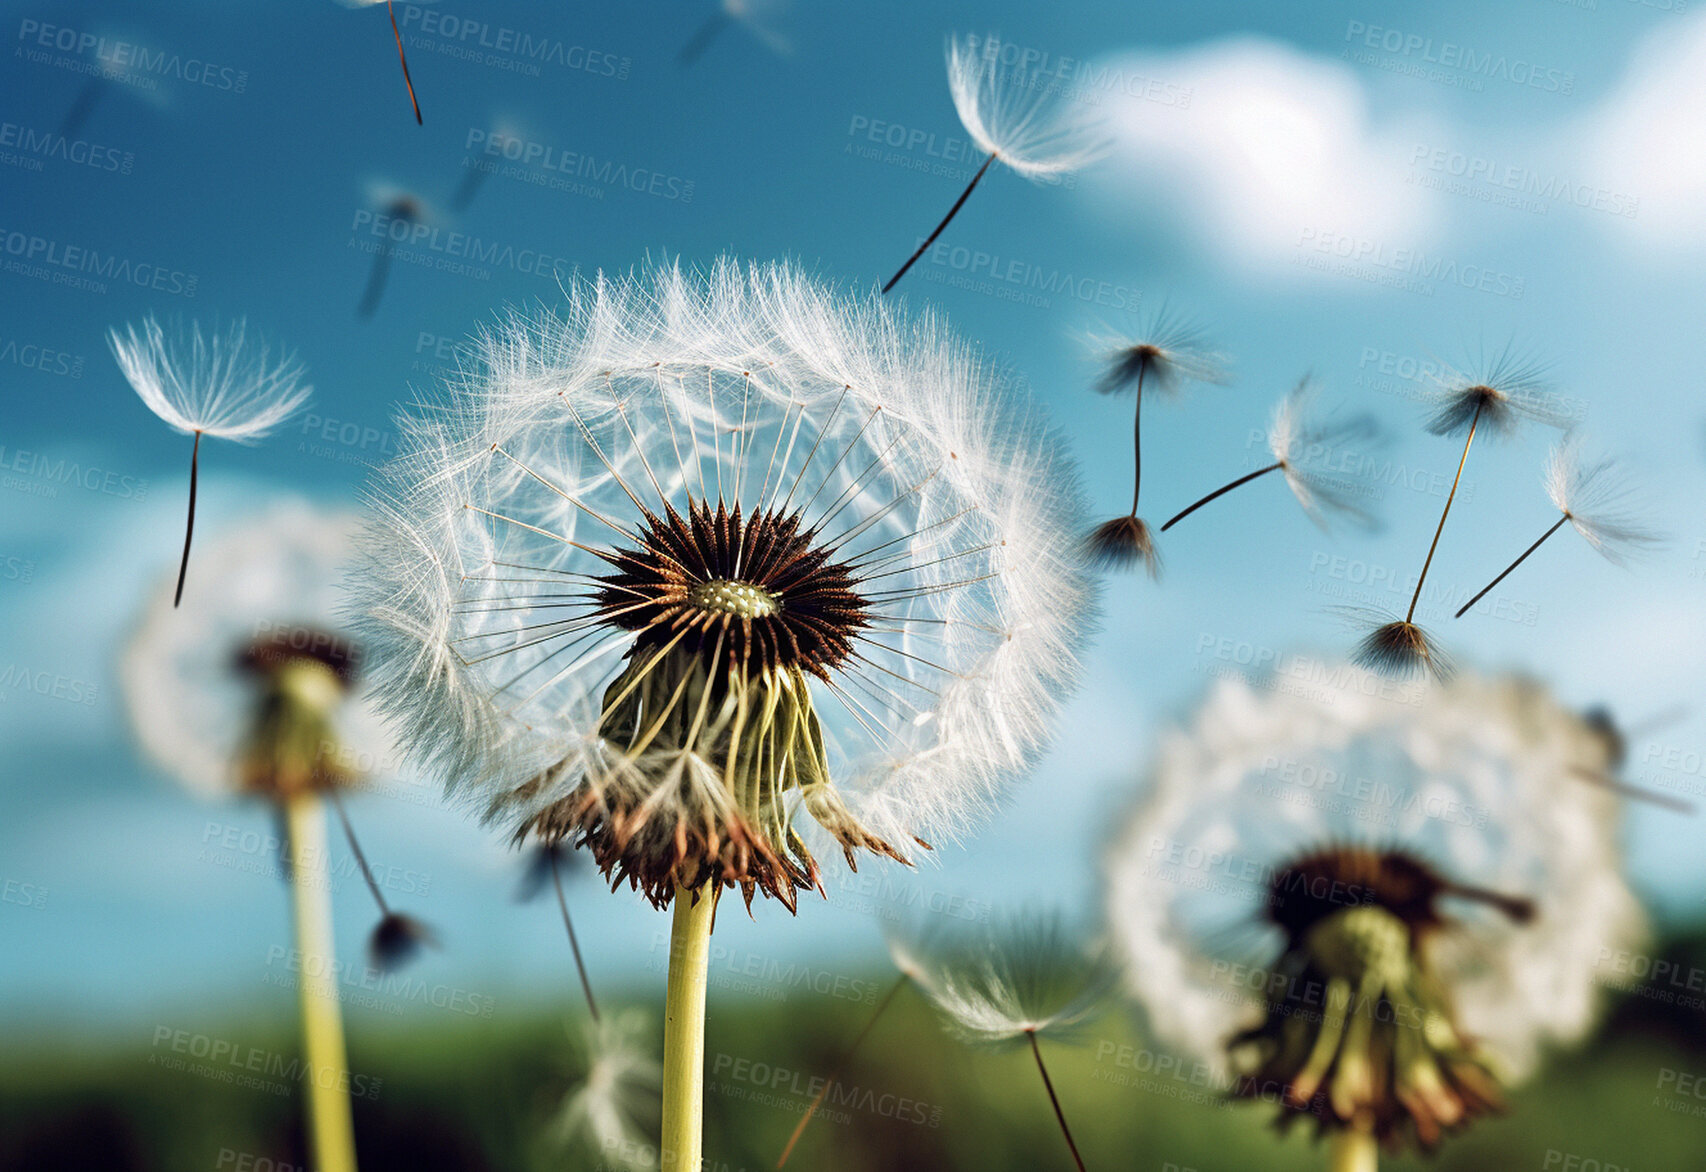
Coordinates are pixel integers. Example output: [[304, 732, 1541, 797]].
[[1082, 306, 1227, 578], [882, 33, 1109, 294], [351, 257, 1090, 1170], [678, 0, 790, 68], [554, 1012, 663, 1171], [357, 184, 428, 320], [122, 503, 431, 1172], [905, 913, 1113, 1172], [516, 841, 602, 1020], [1455, 435, 1662, 620], [1573, 706, 1694, 813], [336, 0, 423, 123], [452, 116, 524, 212], [1105, 668, 1643, 1165], [1352, 347, 1566, 680], [108, 317, 312, 607], [776, 926, 937, 1168], [1162, 377, 1378, 534]]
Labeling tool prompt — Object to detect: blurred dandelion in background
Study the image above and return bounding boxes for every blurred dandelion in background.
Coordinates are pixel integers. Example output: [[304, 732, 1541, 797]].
[[677, 0, 791, 69], [1082, 305, 1227, 578], [883, 32, 1109, 293], [1455, 435, 1662, 620], [1162, 376, 1379, 534], [1350, 347, 1568, 681], [122, 502, 432, 1172], [1105, 668, 1643, 1168], [108, 316, 312, 607], [351, 256, 1090, 1169]]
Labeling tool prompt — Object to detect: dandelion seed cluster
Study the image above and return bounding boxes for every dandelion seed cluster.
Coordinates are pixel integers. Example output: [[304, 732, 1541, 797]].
[[354, 258, 1090, 911]]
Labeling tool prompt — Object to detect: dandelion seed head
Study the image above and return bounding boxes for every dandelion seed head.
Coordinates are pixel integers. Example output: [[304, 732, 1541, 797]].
[[1083, 515, 1160, 578], [907, 912, 1114, 1048], [1268, 378, 1379, 530], [1104, 669, 1643, 1123], [1345, 612, 1452, 683], [354, 258, 1090, 910], [1544, 435, 1664, 565], [109, 316, 312, 442], [946, 33, 1110, 180], [1424, 347, 1567, 437], [1087, 304, 1228, 397]]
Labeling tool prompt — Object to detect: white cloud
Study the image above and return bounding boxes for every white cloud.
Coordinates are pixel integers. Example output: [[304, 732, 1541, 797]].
[[1082, 36, 1440, 270], [1573, 11, 1706, 249]]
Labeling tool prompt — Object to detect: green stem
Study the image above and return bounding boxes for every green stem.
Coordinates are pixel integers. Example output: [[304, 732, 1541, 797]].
[[1329, 1127, 1377, 1172], [662, 884, 717, 1172], [285, 793, 359, 1172]]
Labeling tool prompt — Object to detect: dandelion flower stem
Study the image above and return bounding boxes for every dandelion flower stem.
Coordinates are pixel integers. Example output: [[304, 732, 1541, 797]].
[[1161, 462, 1284, 531], [173, 430, 201, 608], [661, 884, 717, 1172], [1027, 1030, 1087, 1172], [1329, 1126, 1378, 1172], [285, 792, 359, 1172], [1407, 402, 1482, 623], [386, 0, 422, 124], [551, 849, 600, 1022], [776, 973, 908, 1168], [1454, 514, 1569, 619], [882, 151, 997, 295]]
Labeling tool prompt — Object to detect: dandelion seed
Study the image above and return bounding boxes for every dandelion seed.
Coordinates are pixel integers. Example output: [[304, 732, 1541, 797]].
[[1355, 347, 1563, 679], [1162, 378, 1378, 533], [908, 913, 1114, 1172], [1573, 706, 1693, 814], [356, 185, 428, 320], [776, 925, 938, 1168], [351, 258, 1090, 1169], [1106, 668, 1644, 1157], [452, 116, 523, 212], [554, 1012, 663, 1171], [1081, 306, 1226, 578], [678, 0, 789, 68], [882, 33, 1109, 293], [109, 317, 311, 607], [516, 842, 602, 1020], [336, 0, 423, 124], [1455, 436, 1662, 620]]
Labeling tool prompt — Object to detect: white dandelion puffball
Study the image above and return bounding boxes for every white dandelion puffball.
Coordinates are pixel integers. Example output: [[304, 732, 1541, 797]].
[[948, 33, 1110, 179], [1104, 667, 1643, 1084], [353, 258, 1090, 907], [109, 316, 312, 441], [123, 502, 398, 798]]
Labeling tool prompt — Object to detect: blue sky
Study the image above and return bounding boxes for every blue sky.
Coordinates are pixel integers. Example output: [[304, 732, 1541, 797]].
[[3, 0, 1705, 1029]]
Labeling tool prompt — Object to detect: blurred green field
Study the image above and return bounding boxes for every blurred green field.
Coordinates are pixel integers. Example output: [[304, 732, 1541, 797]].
[[7, 934, 1706, 1172]]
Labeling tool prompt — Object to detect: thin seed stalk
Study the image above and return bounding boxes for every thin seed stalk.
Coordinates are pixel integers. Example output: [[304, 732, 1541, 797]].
[[1128, 367, 1145, 516], [1406, 403, 1482, 623], [284, 792, 359, 1172], [661, 883, 717, 1172], [1454, 514, 1569, 618], [1329, 1126, 1378, 1172], [882, 151, 998, 294], [776, 973, 908, 1168], [1161, 462, 1283, 531], [1028, 1031, 1087, 1172]]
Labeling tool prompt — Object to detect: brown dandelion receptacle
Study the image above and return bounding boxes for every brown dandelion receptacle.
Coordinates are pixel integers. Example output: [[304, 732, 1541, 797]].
[[235, 626, 365, 800], [1230, 846, 1533, 1151], [521, 499, 908, 912]]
